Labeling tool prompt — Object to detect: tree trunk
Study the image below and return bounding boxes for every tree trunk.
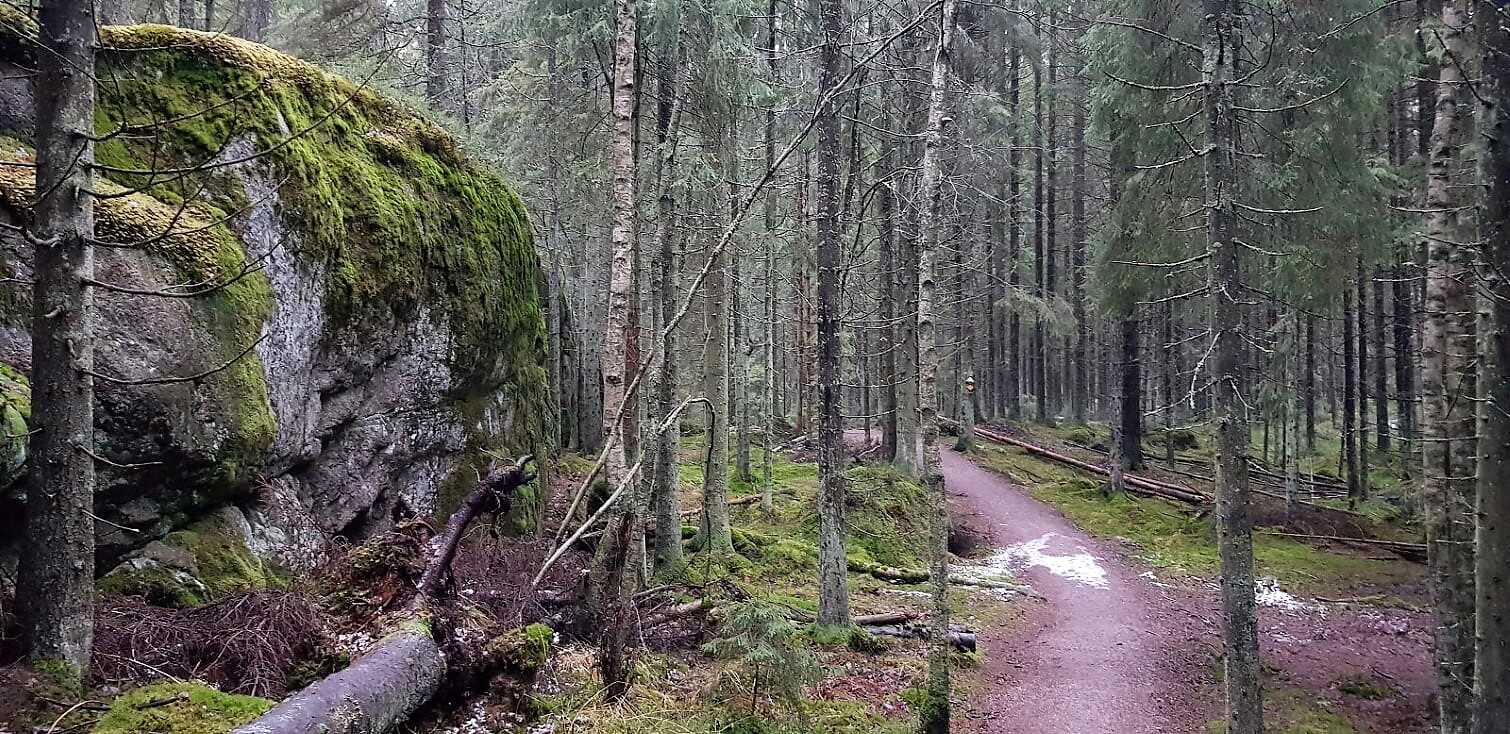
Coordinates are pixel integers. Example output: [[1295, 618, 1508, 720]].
[[1006, 36, 1022, 422], [1032, 46, 1047, 425], [1421, 3, 1476, 729], [1043, 12, 1059, 419], [916, 2, 957, 729], [1204, 1, 1262, 730], [1119, 318, 1143, 470], [19, 0, 98, 680], [878, 90, 899, 461], [177, 0, 195, 27], [1372, 270, 1390, 453], [814, 0, 849, 627], [589, 0, 643, 696], [702, 163, 735, 556], [762, 0, 779, 511], [1357, 259, 1370, 499], [1069, 0, 1088, 424], [1305, 314, 1316, 451], [425, 0, 447, 107], [1344, 283, 1360, 506], [894, 109, 923, 476], [650, 29, 687, 575], [1475, 8, 1510, 726]]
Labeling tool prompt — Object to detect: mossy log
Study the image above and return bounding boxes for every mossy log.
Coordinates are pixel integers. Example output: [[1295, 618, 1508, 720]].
[[233, 458, 535, 734]]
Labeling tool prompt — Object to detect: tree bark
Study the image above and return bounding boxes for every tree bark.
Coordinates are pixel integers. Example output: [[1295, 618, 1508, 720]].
[[1305, 315, 1317, 451], [1476, 7, 1510, 726], [1006, 35, 1022, 422], [650, 30, 687, 575], [813, 0, 849, 627], [1069, 0, 1088, 424], [1344, 282, 1360, 506], [19, 0, 98, 680], [589, 0, 643, 696], [425, 0, 448, 107], [1203, 1, 1262, 729], [1032, 37, 1046, 425], [916, 0, 957, 729], [1119, 318, 1143, 470], [702, 166, 735, 555], [1422, 3, 1476, 729]]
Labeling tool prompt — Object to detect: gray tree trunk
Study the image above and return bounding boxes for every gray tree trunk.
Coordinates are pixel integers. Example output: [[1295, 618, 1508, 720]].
[[1476, 9, 1510, 730], [1422, 3, 1476, 729], [650, 28, 687, 575], [589, 0, 643, 695], [813, 0, 849, 627], [1203, 1, 1262, 730], [1069, 0, 1088, 424], [916, 0, 957, 729], [701, 140, 735, 556], [425, 0, 448, 107], [762, 0, 779, 512], [20, 0, 98, 681]]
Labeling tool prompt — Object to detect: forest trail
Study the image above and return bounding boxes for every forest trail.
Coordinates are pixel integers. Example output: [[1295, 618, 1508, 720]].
[[945, 446, 1213, 734]]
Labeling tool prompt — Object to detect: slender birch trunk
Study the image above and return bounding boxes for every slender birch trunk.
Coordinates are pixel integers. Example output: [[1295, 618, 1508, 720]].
[[917, 0, 957, 729], [590, 0, 641, 697], [1422, 3, 1476, 729]]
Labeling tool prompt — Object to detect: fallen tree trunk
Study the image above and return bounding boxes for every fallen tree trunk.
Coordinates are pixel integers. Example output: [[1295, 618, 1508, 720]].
[[968, 425, 1210, 505], [234, 456, 536, 734], [1258, 530, 1427, 563]]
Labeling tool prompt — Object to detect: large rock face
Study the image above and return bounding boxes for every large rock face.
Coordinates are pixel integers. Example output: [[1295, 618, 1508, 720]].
[[0, 15, 551, 584]]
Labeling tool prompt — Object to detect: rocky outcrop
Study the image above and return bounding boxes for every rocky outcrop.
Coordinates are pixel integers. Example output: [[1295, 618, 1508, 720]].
[[0, 13, 551, 586]]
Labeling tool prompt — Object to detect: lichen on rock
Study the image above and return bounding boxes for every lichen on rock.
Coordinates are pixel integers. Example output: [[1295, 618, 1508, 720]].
[[0, 10, 551, 583]]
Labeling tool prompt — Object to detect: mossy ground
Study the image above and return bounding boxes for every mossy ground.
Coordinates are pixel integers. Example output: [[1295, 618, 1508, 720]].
[[1205, 686, 1355, 734], [92, 682, 272, 734], [969, 439, 1414, 594], [541, 439, 1013, 733]]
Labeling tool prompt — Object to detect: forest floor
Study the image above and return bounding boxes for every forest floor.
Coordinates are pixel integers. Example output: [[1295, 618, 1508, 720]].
[[952, 426, 1435, 734]]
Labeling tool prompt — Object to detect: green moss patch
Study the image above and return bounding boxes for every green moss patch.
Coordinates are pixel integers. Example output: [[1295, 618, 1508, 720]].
[[93, 682, 272, 734], [163, 512, 283, 597]]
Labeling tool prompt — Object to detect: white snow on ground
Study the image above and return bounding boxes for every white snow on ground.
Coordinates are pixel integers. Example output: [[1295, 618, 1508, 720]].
[[1254, 576, 1314, 613], [970, 532, 1110, 589]]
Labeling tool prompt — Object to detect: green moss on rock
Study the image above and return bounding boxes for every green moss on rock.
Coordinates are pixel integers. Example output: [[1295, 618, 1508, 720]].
[[0, 360, 28, 483], [93, 682, 272, 734], [0, 12, 553, 532], [163, 512, 282, 596], [99, 558, 210, 608]]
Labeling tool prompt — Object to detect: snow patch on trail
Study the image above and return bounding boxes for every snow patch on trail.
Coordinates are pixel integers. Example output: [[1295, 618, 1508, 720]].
[[977, 532, 1109, 589], [1255, 576, 1315, 613]]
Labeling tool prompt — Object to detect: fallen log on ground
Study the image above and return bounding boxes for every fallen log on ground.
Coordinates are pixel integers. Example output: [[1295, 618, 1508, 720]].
[[866, 623, 977, 652], [967, 425, 1210, 505], [1258, 530, 1427, 563], [234, 456, 537, 734]]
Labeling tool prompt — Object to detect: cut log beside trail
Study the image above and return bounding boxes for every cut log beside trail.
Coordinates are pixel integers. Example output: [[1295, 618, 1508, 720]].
[[951, 423, 1418, 562], [234, 456, 537, 734], [964, 423, 1211, 505], [1258, 531, 1427, 563]]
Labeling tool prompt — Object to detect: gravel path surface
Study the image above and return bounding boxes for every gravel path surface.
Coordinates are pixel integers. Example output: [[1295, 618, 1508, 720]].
[[944, 446, 1215, 734]]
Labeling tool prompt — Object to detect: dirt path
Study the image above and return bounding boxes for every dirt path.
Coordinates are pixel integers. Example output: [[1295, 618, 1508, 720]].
[[944, 446, 1215, 734]]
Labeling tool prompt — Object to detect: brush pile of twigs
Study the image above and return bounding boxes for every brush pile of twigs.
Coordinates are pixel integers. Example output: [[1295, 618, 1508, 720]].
[[92, 591, 329, 697]]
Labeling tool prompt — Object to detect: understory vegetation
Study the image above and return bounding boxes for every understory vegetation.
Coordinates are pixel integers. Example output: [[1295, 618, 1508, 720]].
[[522, 437, 1014, 734]]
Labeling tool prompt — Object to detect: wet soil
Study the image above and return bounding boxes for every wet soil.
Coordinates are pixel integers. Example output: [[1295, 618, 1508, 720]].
[[947, 445, 1434, 734]]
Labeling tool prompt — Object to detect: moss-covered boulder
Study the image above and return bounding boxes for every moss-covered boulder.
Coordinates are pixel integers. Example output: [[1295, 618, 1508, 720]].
[[0, 12, 551, 579]]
